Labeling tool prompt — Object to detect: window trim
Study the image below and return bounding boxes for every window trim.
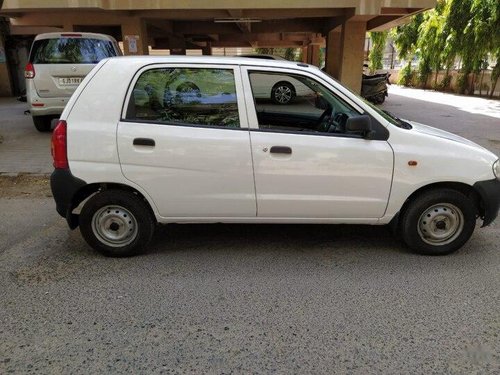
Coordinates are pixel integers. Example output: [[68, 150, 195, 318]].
[[121, 63, 248, 129]]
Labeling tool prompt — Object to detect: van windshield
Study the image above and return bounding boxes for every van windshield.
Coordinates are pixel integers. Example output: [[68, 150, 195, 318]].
[[30, 38, 117, 64]]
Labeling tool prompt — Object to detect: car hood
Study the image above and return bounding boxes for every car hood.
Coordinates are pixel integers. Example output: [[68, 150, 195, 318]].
[[407, 120, 484, 148]]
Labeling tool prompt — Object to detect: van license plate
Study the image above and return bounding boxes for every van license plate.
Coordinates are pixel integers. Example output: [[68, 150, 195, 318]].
[[59, 77, 83, 85]]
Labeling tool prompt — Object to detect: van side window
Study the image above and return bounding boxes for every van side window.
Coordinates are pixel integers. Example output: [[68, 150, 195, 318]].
[[248, 71, 361, 136], [126, 68, 240, 128]]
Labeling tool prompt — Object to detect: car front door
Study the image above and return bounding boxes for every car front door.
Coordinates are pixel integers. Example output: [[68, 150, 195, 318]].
[[241, 66, 394, 220], [117, 64, 256, 219]]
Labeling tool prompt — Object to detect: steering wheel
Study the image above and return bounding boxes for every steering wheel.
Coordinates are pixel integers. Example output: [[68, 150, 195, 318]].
[[327, 112, 349, 133], [316, 106, 333, 132]]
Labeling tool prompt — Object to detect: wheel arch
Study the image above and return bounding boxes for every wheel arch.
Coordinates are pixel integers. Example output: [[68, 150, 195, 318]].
[[67, 182, 157, 229], [389, 181, 482, 231]]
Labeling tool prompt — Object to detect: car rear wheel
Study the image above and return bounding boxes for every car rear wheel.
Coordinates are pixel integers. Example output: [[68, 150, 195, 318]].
[[32, 115, 53, 132], [271, 81, 295, 104], [400, 189, 477, 255], [79, 190, 155, 257]]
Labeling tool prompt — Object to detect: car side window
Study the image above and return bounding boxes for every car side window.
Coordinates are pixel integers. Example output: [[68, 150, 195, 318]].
[[248, 71, 361, 136], [126, 68, 240, 128]]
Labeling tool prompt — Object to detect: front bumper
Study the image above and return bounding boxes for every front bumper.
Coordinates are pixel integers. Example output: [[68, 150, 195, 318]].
[[473, 179, 500, 227], [51, 168, 87, 229]]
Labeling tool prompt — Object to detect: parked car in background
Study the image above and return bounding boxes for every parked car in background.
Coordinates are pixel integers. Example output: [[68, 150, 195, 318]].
[[234, 54, 310, 104], [25, 32, 122, 132], [50, 56, 500, 257]]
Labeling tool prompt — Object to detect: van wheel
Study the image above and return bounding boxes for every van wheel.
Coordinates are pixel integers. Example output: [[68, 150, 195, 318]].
[[79, 190, 155, 257], [400, 189, 477, 255], [271, 81, 295, 104], [33, 115, 53, 132]]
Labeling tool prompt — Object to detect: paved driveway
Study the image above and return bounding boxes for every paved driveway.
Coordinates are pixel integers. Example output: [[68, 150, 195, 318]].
[[0, 98, 52, 175]]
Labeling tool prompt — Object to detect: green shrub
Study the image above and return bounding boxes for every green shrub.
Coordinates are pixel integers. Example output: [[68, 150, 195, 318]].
[[439, 74, 452, 91], [398, 62, 415, 86]]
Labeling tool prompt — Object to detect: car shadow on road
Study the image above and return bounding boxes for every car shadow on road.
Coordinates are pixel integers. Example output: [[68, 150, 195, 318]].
[[147, 223, 405, 257]]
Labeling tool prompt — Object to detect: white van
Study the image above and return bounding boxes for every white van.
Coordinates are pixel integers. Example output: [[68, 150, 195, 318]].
[[25, 32, 122, 131], [50, 56, 500, 257]]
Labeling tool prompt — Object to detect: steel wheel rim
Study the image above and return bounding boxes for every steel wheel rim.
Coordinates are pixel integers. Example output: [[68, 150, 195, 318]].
[[417, 203, 464, 246], [274, 86, 292, 103], [91, 205, 138, 247]]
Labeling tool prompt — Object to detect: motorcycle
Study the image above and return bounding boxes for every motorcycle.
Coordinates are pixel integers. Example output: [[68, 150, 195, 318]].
[[361, 71, 391, 104]]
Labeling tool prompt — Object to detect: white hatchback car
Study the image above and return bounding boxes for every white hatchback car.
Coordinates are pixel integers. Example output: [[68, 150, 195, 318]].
[[25, 32, 121, 132], [50, 56, 500, 257]]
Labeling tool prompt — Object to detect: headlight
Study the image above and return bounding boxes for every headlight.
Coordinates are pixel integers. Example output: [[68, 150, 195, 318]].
[[494, 160, 500, 179]]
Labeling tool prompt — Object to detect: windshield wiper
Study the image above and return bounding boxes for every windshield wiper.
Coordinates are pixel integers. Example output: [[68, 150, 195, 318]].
[[383, 110, 412, 129]]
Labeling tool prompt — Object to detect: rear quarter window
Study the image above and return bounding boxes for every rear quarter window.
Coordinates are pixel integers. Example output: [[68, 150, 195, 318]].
[[126, 68, 240, 128], [30, 38, 117, 64]]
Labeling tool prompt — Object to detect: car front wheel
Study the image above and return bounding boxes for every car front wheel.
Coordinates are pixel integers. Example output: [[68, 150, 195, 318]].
[[400, 189, 477, 255], [79, 190, 155, 257]]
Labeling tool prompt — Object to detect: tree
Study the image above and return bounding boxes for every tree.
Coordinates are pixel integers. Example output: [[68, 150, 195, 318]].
[[417, 1, 448, 88], [391, 0, 500, 97], [368, 31, 388, 73], [391, 13, 424, 85]]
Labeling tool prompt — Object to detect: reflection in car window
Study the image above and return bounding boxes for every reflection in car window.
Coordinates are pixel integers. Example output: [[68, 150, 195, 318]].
[[248, 71, 360, 135], [30, 38, 116, 64], [127, 68, 240, 128]]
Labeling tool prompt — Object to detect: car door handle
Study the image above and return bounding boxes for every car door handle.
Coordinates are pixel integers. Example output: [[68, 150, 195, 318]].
[[270, 146, 292, 154], [133, 138, 155, 147]]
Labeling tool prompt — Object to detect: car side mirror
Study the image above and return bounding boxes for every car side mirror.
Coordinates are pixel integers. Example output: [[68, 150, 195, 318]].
[[346, 115, 374, 139]]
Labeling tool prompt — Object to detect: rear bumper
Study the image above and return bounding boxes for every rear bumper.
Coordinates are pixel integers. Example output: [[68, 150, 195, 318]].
[[27, 87, 69, 116], [51, 168, 87, 228], [473, 179, 500, 227]]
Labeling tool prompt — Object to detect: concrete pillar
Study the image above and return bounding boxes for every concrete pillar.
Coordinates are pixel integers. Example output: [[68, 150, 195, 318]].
[[0, 36, 12, 97], [121, 18, 149, 55], [338, 20, 366, 93], [202, 44, 212, 55], [325, 29, 342, 79], [301, 46, 308, 64], [307, 44, 320, 67]]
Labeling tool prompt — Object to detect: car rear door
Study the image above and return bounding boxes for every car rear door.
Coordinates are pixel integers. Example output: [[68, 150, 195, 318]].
[[241, 66, 394, 220], [117, 64, 256, 219]]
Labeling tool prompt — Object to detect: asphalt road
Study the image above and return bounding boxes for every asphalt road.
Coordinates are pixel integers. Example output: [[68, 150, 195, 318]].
[[1, 88, 499, 374]]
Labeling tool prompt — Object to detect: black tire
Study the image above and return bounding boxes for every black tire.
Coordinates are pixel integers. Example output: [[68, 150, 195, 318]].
[[33, 115, 53, 132], [400, 189, 477, 255], [271, 81, 295, 104], [377, 93, 386, 104], [79, 190, 155, 257]]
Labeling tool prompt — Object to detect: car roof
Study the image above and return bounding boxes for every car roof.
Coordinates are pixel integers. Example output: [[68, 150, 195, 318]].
[[34, 32, 116, 41], [108, 55, 314, 70]]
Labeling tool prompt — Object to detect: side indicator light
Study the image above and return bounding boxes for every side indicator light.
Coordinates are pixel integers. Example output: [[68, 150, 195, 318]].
[[408, 160, 418, 166]]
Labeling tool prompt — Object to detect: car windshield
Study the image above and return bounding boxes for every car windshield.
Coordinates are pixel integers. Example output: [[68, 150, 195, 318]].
[[30, 38, 116, 64], [318, 70, 411, 128]]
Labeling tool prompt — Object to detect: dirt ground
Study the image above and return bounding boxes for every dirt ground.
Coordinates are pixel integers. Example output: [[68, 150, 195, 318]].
[[0, 174, 52, 198]]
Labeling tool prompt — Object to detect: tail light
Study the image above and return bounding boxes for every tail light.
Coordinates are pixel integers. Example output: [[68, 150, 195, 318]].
[[24, 63, 35, 79], [51, 120, 69, 169]]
